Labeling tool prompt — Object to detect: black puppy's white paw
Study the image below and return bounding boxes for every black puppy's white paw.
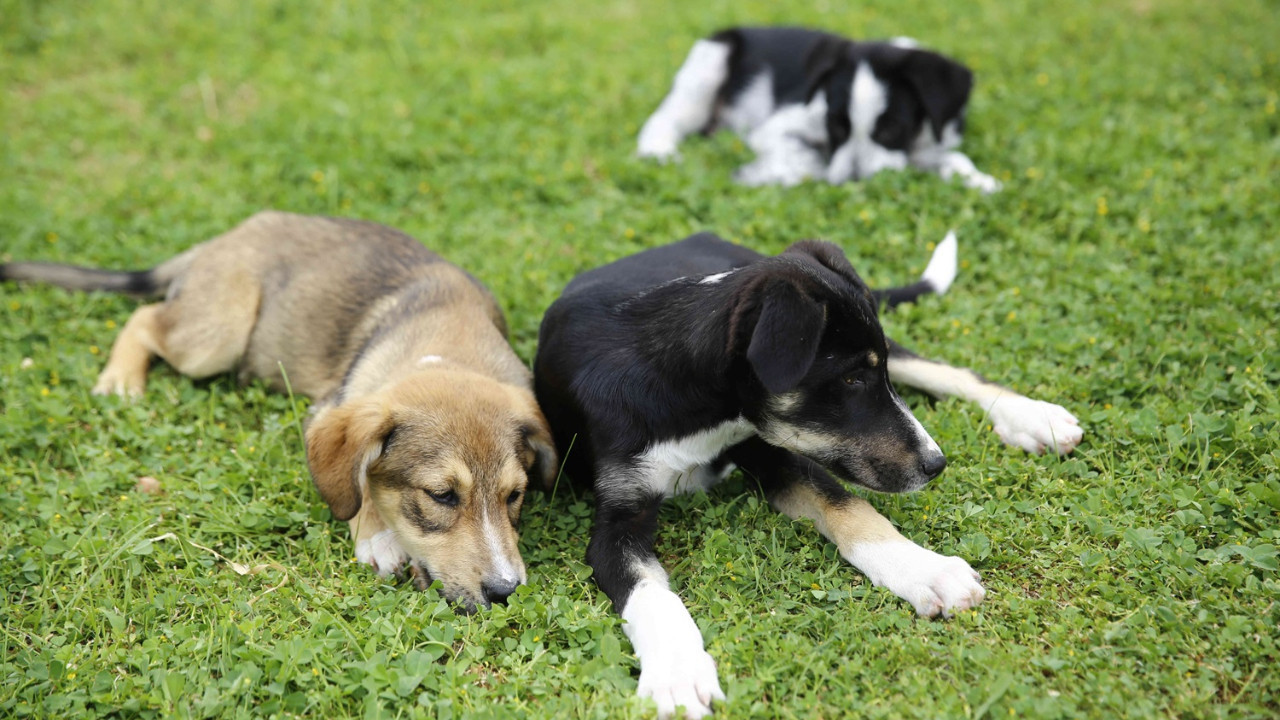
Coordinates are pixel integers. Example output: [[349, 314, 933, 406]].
[[848, 540, 986, 618]]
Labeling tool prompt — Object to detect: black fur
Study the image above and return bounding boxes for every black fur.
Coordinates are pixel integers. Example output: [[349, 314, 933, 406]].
[[534, 233, 946, 612]]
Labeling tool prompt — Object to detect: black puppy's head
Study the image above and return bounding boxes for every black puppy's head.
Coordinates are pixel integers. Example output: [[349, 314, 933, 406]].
[[731, 241, 946, 492]]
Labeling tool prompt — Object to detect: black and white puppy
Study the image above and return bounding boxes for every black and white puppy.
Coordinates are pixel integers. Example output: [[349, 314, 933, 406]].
[[637, 27, 1002, 193], [534, 233, 1080, 718]]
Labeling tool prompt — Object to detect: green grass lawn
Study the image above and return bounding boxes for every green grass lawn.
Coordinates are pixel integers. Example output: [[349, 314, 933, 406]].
[[2, 0, 1278, 717]]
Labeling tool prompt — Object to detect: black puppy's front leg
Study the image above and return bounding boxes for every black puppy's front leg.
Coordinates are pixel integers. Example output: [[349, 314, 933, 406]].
[[730, 438, 985, 618], [588, 473, 724, 719]]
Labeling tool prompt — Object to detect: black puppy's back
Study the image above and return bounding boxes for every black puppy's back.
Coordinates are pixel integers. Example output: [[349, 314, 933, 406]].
[[561, 232, 761, 301]]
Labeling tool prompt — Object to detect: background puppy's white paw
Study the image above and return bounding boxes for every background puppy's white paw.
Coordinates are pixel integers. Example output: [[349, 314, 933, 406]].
[[967, 171, 1003, 194], [848, 541, 986, 618], [988, 396, 1083, 455], [636, 647, 724, 719], [355, 529, 409, 576], [637, 127, 681, 162]]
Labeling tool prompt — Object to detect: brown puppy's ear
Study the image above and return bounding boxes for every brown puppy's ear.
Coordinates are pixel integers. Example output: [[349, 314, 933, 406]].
[[747, 281, 826, 394], [900, 51, 973, 141], [508, 387, 560, 490], [305, 400, 394, 521], [524, 416, 559, 491]]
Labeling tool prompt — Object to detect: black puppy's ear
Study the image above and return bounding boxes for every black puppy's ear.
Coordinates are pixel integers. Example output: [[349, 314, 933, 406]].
[[747, 282, 826, 394], [901, 51, 973, 141], [803, 36, 850, 102]]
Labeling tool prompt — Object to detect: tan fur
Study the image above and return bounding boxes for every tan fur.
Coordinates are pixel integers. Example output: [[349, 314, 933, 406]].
[[769, 483, 905, 550], [23, 211, 557, 609]]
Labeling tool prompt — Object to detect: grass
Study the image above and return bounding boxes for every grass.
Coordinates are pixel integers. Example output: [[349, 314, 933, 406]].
[[2, 0, 1277, 717]]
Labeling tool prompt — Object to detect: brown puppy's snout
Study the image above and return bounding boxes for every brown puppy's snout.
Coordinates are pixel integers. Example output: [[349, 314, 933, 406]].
[[482, 576, 520, 605]]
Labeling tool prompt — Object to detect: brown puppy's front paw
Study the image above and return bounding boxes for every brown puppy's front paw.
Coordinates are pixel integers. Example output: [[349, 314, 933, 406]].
[[91, 367, 145, 398], [354, 528, 408, 577]]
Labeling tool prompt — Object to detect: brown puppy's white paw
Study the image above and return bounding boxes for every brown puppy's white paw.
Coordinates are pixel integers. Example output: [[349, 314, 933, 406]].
[[355, 529, 408, 577]]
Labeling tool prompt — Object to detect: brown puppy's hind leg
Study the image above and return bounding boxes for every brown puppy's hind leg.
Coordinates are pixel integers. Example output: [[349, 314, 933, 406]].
[[93, 304, 165, 397]]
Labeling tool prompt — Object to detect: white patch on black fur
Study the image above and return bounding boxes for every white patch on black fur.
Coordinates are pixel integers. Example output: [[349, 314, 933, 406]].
[[845, 540, 985, 618], [921, 231, 958, 295], [698, 270, 735, 285], [638, 40, 732, 161], [735, 94, 830, 186], [622, 562, 724, 719], [636, 418, 754, 496], [719, 71, 776, 134], [841, 62, 908, 182]]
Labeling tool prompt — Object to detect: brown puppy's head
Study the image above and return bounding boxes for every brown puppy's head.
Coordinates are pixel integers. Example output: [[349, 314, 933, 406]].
[[733, 241, 946, 493], [305, 370, 557, 611]]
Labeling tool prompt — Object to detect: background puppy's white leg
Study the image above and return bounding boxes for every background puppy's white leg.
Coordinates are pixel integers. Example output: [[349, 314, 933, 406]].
[[888, 353, 1083, 455], [937, 151, 1002, 194], [622, 562, 724, 719], [638, 40, 731, 161]]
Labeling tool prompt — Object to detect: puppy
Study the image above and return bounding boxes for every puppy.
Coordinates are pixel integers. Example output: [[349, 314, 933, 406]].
[[638, 27, 1002, 193], [1, 211, 557, 611], [534, 232, 1080, 718]]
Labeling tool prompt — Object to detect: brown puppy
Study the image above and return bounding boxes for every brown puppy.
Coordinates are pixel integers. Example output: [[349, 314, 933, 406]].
[[1, 211, 557, 610]]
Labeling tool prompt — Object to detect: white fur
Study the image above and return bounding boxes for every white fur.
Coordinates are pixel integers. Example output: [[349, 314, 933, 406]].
[[638, 40, 731, 160], [890, 36, 920, 49], [719, 71, 775, 134], [887, 356, 1082, 455], [845, 540, 985, 617], [623, 576, 724, 719], [734, 94, 829, 186], [698, 270, 734, 285], [843, 63, 908, 182], [906, 120, 1000, 192], [416, 354, 443, 366], [921, 230, 958, 295], [637, 418, 754, 496], [480, 503, 524, 585], [355, 529, 409, 576], [986, 396, 1083, 455]]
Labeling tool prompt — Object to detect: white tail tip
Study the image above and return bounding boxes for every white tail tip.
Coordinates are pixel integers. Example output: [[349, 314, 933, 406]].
[[921, 230, 958, 295]]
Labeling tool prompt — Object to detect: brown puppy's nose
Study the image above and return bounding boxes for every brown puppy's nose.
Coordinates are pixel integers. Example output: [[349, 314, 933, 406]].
[[920, 452, 947, 480], [482, 577, 520, 605]]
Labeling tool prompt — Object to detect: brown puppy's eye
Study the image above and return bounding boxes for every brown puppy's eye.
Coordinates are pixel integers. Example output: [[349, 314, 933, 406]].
[[426, 489, 458, 507], [507, 490, 522, 505]]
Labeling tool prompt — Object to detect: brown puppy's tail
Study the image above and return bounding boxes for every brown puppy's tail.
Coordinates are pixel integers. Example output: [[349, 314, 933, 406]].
[[0, 247, 198, 296], [873, 230, 958, 310]]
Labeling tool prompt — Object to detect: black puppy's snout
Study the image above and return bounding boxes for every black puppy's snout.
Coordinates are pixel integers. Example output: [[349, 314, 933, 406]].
[[920, 452, 947, 480], [481, 577, 520, 605]]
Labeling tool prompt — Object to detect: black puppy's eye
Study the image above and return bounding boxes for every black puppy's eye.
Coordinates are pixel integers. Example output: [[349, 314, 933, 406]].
[[507, 490, 523, 505], [426, 489, 458, 507], [843, 376, 866, 389]]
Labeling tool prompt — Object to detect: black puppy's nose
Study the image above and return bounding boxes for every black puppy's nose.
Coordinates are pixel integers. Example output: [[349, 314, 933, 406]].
[[482, 577, 520, 605], [920, 453, 947, 480]]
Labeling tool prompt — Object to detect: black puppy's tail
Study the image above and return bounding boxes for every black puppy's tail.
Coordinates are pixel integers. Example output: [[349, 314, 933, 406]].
[[0, 247, 198, 297], [874, 230, 957, 309]]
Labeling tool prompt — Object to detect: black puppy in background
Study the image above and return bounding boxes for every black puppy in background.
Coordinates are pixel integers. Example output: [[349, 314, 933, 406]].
[[638, 27, 1001, 192], [535, 232, 1080, 718]]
